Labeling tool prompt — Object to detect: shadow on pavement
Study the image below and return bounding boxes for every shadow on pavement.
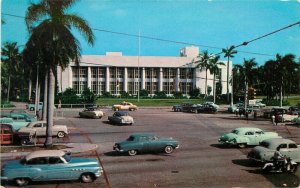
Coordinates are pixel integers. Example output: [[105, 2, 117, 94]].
[[232, 159, 262, 167]]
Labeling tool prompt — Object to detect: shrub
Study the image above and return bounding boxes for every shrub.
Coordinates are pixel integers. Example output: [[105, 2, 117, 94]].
[[154, 91, 167, 99]]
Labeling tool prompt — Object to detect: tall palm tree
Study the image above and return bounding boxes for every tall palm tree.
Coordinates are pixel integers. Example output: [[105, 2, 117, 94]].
[[194, 51, 210, 97], [208, 55, 225, 103], [1, 42, 22, 101], [235, 58, 257, 108], [25, 0, 95, 147], [222, 46, 237, 105]]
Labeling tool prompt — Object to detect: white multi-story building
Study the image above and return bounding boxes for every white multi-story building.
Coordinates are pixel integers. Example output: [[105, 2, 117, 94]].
[[57, 46, 232, 96]]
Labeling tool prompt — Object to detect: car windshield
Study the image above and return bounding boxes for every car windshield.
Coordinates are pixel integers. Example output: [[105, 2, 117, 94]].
[[26, 123, 33, 127], [259, 141, 270, 148], [62, 153, 71, 162], [126, 136, 135, 141], [231, 129, 239, 134]]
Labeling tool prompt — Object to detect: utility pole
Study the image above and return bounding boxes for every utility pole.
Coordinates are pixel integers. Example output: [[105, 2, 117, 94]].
[[138, 30, 140, 102]]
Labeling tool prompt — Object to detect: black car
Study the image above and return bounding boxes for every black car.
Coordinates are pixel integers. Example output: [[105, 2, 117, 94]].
[[196, 104, 217, 113]]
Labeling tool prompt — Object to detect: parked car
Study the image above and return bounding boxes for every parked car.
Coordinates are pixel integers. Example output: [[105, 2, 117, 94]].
[[218, 127, 282, 148], [112, 101, 138, 111], [113, 133, 179, 156], [1, 113, 37, 123], [172, 104, 183, 112], [278, 114, 298, 122], [247, 138, 300, 163], [0, 150, 103, 186], [288, 106, 300, 115], [108, 111, 134, 125], [26, 102, 43, 111], [253, 101, 266, 108], [0, 118, 30, 131], [202, 101, 219, 109], [228, 103, 244, 113], [18, 121, 68, 138], [181, 103, 202, 113], [79, 107, 104, 119], [263, 107, 288, 119], [0, 123, 32, 145], [197, 104, 218, 113]]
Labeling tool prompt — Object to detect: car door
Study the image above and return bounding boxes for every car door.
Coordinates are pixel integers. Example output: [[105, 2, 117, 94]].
[[287, 143, 300, 160], [143, 136, 161, 152], [244, 131, 257, 145], [25, 157, 49, 181], [33, 123, 46, 136], [46, 157, 71, 180]]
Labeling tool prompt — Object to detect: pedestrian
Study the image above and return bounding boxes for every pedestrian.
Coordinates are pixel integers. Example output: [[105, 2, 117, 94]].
[[275, 113, 280, 126], [36, 110, 40, 120], [58, 99, 62, 109]]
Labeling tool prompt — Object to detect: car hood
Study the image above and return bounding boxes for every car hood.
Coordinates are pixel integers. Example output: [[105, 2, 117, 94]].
[[69, 157, 100, 167], [121, 116, 133, 121], [219, 133, 238, 142]]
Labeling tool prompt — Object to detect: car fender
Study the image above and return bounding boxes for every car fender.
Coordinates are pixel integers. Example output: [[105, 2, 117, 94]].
[[234, 136, 250, 144]]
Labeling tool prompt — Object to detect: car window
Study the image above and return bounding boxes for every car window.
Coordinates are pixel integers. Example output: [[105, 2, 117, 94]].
[[62, 154, 71, 162], [33, 123, 43, 128], [126, 136, 135, 141], [139, 136, 148, 141], [27, 157, 48, 165], [49, 157, 64, 164], [255, 131, 263, 134], [232, 130, 239, 134], [278, 144, 287, 149], [289, 144, 298, 148], [245, 132, 254, 135]]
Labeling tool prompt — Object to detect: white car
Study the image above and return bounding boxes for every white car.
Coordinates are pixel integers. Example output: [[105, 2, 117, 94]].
[[18, 121, 68, 138], [79, 107, 104, 119], [202, 102, 219, 109]]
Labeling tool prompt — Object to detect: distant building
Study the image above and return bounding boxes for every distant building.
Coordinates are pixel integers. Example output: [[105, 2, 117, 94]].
[[57, 46, 232, 96]]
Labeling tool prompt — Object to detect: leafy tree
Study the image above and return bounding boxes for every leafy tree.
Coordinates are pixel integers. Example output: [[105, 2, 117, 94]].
[[82, 88, 95, 104], [25, 0, 95, 148], [154, 91, 167, 99], [189, 88, 200, 99], [222, 45, 237, 104], [207, 86, 212, 96], [139, 89, 149, 97], [172, 91, 184, 99]]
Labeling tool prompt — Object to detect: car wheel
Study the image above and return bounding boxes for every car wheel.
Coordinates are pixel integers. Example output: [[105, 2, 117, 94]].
[[238, 143, 247, 148], [128, 149, 137, 156], [164, 145, 174, 154], [15, 177, 30, 186], [20, 138, 29, 145], [30, 107, 34, 111], [115, 108, 119, 111], [80, 173, 95, 183], [57, 131, 65, 138]]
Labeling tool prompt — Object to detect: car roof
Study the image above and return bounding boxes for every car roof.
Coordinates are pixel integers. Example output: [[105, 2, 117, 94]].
[[130, 133, 157, 137], [262, 138, 295, 146], [234, 127, 262, 133], [25, 150, 66, 161]]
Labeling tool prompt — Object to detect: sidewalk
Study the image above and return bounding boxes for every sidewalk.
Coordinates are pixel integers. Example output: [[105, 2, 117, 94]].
[[1, 143, 98, 160]]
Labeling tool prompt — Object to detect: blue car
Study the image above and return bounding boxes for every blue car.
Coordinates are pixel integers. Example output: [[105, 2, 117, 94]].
[[1, 150, 103, 186]]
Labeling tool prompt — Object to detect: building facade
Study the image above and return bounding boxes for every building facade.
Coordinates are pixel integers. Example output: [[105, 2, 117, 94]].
[[58, 46, 232, 96]]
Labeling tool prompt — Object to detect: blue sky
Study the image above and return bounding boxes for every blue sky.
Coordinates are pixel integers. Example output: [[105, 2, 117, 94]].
[[2, 0, 300, 65]]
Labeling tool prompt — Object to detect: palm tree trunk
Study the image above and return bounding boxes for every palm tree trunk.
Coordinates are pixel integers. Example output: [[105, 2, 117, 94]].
[[7, 75, 10, 101], [244, 80, 248, 109], [280, 76, 283, 107], [35, 69, 39, 116], [42, 73, 48, 120], [44, 68, 54, 148], [28, 79, 32, 101], [227, 56, 230, 103], [213, 74, 216, 103], [205, 68, 208, 97], [230, 70, 234, 107]]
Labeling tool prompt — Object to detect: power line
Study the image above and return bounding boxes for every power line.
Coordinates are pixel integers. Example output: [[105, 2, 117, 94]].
[[2, 12, 276, 57]]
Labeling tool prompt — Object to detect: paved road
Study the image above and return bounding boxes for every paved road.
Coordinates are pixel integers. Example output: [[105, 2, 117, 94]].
[[1, 108, 300, 187]]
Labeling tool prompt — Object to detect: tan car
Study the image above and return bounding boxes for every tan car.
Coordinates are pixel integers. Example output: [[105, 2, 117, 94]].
[[18, 121, 68, 138], [112, 102, 137, 111]]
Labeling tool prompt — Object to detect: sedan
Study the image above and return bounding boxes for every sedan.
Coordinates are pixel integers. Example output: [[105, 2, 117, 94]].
[[1, 150, 103, 186], [79, 107, 104, 119], [218, 127, 282, 148], [108, 111, 134, 125], [113, 133, 179, 156]]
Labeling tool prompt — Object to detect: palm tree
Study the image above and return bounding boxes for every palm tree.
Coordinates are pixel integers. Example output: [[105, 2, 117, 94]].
[[208, 55, 225, 103], [222, 46, 237, 105], [1, 42, 22, 101], [194, 51, 210, 97], [25, 0, 95, 147], [235, 58, 257, 108]]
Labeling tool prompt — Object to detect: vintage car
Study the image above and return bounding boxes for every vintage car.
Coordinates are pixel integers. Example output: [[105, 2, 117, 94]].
[[181, 103, 202, 113], [0, 118, 30, 131], [112, 101, 138, 111], [227, 103, 244, 113], [18, 121, 68, 138], [218, 127, 282, 148], [108, 111, 134, 125], [1, 113, 37, 123], [79, 107, 104, 119], [197, 104, 218, 113], [26, 102, 44, 111], [0, 123, 32, 145], [202, 102, 219, 109], [0, 150, 103, 186], [288, 106, 300, 115], [113, 133, 179, 156], [278, 114, 298, 122], [247, 138, 300, 163], [172, 104, 183, 112]]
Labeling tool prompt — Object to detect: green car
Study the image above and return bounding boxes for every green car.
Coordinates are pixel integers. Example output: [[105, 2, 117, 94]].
[[218, 127, 282, 148], [113, 133, 179, 156]]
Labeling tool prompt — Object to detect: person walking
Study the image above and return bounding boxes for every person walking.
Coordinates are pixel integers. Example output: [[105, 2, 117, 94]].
[[275, 112, 280, 126]]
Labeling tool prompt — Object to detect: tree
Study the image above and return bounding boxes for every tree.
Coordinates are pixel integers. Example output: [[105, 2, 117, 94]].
[[1, 42, 22, 101], [25, 0, 95, 147], [208, 55, 225, 103], [194, 50, 211, 97], [222, 45, 237, 105]]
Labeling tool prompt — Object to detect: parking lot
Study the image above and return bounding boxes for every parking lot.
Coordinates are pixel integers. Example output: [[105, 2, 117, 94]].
[[2, 108, 300, 187]]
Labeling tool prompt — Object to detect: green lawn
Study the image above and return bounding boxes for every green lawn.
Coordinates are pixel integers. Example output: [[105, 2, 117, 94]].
[[96, 98, 205, 107]]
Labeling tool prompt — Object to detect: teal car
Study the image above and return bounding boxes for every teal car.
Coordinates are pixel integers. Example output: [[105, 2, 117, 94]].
[[0, 118, 30, 131], [113, 133, 179, 156], [218, 127, 282, 148], [1, 150, 103, 186]]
